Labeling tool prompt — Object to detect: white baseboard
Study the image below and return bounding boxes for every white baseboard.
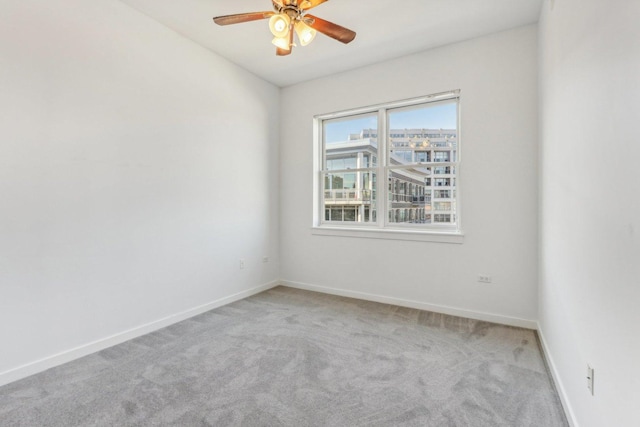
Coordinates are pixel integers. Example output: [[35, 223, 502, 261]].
[[537, 323, 579, 427], [0, 280, 280, 387], [281, 280, 537, 329]]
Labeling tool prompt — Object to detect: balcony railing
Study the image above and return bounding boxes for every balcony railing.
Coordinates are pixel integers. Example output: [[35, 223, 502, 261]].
[[324, 189, 373, 203], [391, 141, 456, 149], [412, 195, 431, 204], [388, 193, 430, 206]]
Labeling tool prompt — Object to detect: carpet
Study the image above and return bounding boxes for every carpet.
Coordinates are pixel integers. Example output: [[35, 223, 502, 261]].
[[0, 286, 568, 426]]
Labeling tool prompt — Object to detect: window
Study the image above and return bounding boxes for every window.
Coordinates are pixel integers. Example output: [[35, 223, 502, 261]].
[[314, 91, 461, 239]]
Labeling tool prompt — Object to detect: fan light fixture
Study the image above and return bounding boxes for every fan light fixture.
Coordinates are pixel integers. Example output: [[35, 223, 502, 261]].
[[272, 36, 291, 50], [269, 13, 290, 38], [295, 21, 316, 46], [213, 0, 356, 56]]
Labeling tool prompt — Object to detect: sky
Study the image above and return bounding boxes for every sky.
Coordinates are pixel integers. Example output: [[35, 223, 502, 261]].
[[325, 102, 457, 144]]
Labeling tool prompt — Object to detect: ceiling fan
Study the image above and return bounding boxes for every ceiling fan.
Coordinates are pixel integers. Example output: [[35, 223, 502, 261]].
[[213, 0, 356, 56]]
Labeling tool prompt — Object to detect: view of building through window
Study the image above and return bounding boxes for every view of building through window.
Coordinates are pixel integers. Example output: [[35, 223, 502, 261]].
[[319, 96, 459, 229]]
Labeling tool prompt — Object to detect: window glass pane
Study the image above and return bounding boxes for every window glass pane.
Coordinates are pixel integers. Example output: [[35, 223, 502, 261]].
[[326, 156, 358, 171], [390, 150, 413, 163], [323, 171, 376, 223], [324, 113, 378, 169], [387, 167, 431, 224], [434, 214, 453, 223], [388, 102, 457, 166], [343, 207, 357, 221], [330, 207, 343, 221], [415, 151, 430, 162], [434, 151, 451, 162]]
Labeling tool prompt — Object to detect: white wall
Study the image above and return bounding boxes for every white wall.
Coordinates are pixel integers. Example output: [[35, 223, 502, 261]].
[[538, 0, 640, 425], [0, 0, 279, 383], [280, 26, 539, 325]]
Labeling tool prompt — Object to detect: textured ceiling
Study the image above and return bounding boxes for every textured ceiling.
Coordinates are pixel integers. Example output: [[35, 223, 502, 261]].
[[119, 0, 543, 87]]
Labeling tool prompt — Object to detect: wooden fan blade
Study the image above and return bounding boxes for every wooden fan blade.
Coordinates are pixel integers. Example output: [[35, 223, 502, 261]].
[[288, 22, 295, 47], [213, 11, 274, 26], [304, 14, 356, 44], [299, 0, 328, 10], [276, 24, 295, 56]]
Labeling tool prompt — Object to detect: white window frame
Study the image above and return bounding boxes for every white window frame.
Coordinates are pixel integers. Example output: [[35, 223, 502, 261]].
[[312, 90, 464, 244]]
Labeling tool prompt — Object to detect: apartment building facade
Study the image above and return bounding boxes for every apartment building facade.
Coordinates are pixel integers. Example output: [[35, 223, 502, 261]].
[[324, 128, 457, 225]]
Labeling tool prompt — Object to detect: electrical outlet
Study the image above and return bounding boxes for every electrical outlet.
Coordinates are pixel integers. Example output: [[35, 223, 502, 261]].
[[478, 275, 492, 283], [239, 259, 245, 270], [262, 256, 269, 263], [587, 365, 594, 395]]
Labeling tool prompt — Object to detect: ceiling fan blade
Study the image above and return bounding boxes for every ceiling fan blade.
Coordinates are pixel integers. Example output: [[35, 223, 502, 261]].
[[288, 22, 295, 46], [276, 23, 295, 56], [299, 0, 329, 10], [304, 14, 356, 44], [213, 11, 274, 26]]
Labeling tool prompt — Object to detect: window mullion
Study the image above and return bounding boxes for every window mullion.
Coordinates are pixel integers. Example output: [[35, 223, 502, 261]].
[[321, 120, 329, 225], [377, 108, 387, 229]]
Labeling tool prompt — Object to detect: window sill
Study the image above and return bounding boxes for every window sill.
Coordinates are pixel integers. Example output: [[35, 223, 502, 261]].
[[311, 226, 464, 244]]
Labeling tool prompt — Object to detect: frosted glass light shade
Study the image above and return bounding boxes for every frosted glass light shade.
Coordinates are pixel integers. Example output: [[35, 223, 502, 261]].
[[294, 21, 316, 46], [272, 36, 291, 50], [269, 14, 291, 38]]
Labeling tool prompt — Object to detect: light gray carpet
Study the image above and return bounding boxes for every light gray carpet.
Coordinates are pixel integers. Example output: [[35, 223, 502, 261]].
[[0, 286, 568, 426]]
